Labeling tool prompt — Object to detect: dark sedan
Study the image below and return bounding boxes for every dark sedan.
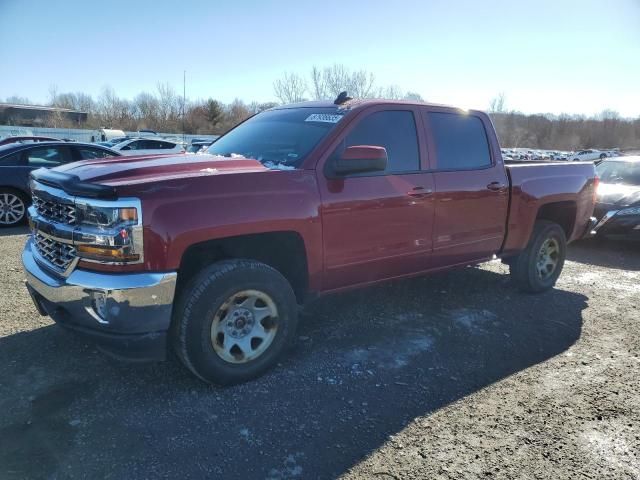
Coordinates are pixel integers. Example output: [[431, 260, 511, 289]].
[[593, 156, 640, 239], [0, 141, 121, 227]]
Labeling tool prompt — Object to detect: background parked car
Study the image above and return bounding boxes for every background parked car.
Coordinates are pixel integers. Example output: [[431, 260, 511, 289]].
[[550, 151, 568, 161], [111, 138, 185, 156], [0, 136, 62, 146], [186, 141, 213, 153], [0, 141, 121, 226], [96, 136, 131, 147], [571, 149, 609, 162], [592, 156, 640, 240]]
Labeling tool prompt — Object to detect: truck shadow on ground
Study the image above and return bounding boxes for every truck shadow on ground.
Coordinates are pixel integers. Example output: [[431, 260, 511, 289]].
[[0, 225, 29, 238], [0, 266, 587, 479], [568, 238, 640, 271]]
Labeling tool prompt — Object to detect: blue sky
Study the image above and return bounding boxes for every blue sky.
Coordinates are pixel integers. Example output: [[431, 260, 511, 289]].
[[1, 0, 639, 116]]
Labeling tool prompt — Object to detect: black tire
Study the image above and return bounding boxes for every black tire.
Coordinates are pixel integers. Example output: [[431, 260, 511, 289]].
[[0, 188, 29, 227], [509, 220, 567, 293], [171, 259, 298, 385], [599, 153, 607, 160]]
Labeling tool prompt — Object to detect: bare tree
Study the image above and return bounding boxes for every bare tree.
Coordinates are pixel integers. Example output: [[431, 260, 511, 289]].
[[310, 66, 328, 100], [133, 92, 160, 129], [309, 64, 377, 100], [404, 91, 425, 102], [75, 92, 95, 113], [248, 101, 278, 114], [378, 85, 404, 100], [273, 72, 308, 104], [348, 68, 376, 98], [47, 84, 59, 106], [156, 82, 180, 129], [4, 95, 32, 105], [489, 92, 507, 113]]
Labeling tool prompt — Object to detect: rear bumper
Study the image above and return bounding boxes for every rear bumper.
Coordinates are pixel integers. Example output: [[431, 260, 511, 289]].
[[22, 238, 178, 361]]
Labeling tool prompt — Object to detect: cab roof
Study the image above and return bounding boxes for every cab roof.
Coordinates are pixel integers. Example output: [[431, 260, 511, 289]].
[[273, 98, 469, 112]]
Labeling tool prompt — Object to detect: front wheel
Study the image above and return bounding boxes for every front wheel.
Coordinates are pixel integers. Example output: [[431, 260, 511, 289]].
[[172, 259, 298, 385], [509, 220, 567, 293]]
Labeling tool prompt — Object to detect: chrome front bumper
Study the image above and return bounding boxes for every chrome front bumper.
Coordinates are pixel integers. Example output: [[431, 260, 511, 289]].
[[22, 238, 177, 360]]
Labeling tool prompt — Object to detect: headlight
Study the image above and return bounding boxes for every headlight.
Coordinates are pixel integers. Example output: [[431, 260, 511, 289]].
[[74, 199, 143, 264], [617, 207, 640, 216], [76, 204, 138, 227]]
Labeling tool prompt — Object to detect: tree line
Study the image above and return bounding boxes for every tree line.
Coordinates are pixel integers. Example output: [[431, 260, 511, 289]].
[[488, 94, 639, 150], [3, 64, 638, 149], [4, 84, 276, 135]]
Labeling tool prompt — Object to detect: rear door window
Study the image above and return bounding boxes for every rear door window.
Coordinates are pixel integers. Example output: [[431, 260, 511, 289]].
[[121, 140, 140, 151], [427, 112, 492, 170], [76, 147, 119, 159], [26, 147, 70, 167], [140, 140, 167, 150]]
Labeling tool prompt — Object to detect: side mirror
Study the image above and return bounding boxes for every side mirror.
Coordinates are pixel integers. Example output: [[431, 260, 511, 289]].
[[333, 145, 388, 175]]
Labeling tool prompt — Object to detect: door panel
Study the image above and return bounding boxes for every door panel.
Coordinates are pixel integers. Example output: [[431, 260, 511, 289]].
[[318, 108, 435, 290], [431, 169, 508, 266], [321, 173, 435, 289], [423, 109, 509, 266]]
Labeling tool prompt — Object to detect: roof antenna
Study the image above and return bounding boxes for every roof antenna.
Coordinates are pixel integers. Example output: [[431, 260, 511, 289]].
[[334, 91, 352, 105]]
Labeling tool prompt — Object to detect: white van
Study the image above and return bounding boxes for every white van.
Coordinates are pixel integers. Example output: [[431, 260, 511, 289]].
[[93, 128, 126, 142]]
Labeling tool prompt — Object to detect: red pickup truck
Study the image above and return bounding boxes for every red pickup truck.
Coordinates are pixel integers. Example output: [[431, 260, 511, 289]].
[[22, 97, 597, 384]]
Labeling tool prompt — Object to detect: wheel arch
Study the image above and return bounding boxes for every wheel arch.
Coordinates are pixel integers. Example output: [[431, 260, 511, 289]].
[[535, 201, 577, 239], [176, 231, 310, 303]]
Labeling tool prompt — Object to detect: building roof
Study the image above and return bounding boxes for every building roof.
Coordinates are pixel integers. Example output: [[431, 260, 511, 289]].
[[0, 103, 87, 114]]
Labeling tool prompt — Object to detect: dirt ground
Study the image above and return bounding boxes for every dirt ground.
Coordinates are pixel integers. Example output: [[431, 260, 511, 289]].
[[0, 226, 638, 479]]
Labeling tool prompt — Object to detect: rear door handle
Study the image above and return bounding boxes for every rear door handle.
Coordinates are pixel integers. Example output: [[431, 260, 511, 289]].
[[487, 182, 506, 191], [407, 186, 433, 197]]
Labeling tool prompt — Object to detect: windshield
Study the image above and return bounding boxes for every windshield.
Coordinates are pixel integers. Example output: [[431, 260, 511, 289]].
[[596, 161, 640, 186], [207, 107, 345, 167]]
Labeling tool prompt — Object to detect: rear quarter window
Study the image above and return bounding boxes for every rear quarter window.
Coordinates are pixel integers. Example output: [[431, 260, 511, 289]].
[[427, 112, 492, 170]]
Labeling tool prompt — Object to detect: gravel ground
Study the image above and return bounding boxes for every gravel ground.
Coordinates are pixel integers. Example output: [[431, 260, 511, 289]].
[[0, 226, 638, 479]]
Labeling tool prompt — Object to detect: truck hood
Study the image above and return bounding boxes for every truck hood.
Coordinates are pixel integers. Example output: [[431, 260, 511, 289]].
[[596, 182, 640, 207], [54, 153, 269, 186]]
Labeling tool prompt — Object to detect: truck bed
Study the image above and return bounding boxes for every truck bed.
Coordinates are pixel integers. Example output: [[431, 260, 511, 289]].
[[501, 161, 597, 255]]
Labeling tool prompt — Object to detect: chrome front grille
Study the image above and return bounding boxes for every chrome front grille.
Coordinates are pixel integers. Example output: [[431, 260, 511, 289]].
[[33, 233, 77, 271], [32, 195, 76, 224]]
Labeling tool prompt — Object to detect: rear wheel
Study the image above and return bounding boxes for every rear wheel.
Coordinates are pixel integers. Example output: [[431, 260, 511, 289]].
[[509, 220, 567, 293], [172, 259, 298, 385], [0, 189, 28, 227]]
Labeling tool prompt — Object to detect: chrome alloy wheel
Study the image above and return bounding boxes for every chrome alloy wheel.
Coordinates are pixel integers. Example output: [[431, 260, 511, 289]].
[[0, 193, 26, 225], [210, 290, 279, 363], [536, 237, 560, 281]]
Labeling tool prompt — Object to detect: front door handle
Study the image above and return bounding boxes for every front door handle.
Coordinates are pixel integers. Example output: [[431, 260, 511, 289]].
[[487, 182, 506, 191], [407, 186, 433, 198]]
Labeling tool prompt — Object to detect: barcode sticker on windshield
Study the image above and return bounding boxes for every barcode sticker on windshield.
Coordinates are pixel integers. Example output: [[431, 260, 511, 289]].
[[305, 113, 343, 123]]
